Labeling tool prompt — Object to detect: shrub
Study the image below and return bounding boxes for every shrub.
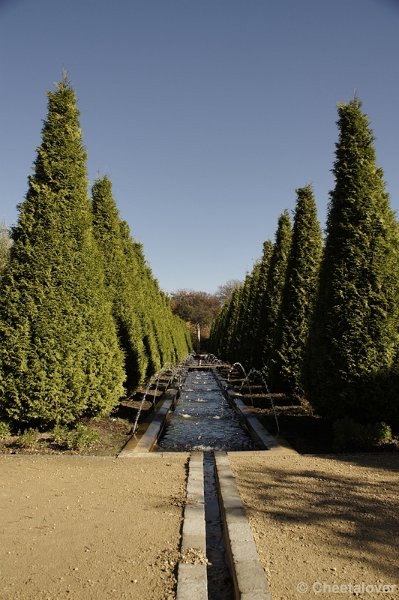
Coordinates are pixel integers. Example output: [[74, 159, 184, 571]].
[[0, 420, 11, 440], [52, 423, 70, 448], [66, 424, 99, 451], [17, 428, 39, 449], [333, 417, 392, 451]]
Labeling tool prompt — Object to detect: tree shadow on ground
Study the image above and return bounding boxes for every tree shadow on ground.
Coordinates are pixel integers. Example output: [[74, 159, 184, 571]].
[[233, 454, 399, 580]]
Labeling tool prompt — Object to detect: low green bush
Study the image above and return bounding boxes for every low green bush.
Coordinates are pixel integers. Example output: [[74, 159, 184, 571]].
[[52, 424, 70, 448], [17, 428, 39, 449], [333, 417, 392, 451], [66, 424, 100, 451], [0, 420, 11, 440], [52, 423, 100, 451]]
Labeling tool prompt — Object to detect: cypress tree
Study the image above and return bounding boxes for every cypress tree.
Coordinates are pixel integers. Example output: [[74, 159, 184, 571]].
[[259, 211, 292, 376], [224, 284, 244, 363], [0, 77, 125, 427], [237, 266, 260, 368], [249, 240, 273, 369], [209, 299, 230, 357], [304, 98, 399, 423], [91, 176, 148, 390], [272, 186, 322, 393], [0, 221, 12, 277]]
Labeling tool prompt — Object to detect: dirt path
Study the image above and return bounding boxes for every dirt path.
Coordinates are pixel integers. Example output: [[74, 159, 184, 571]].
[[2, 452, 398, 600], [229, 452, 399, 600], [0, 454, 189, 600]]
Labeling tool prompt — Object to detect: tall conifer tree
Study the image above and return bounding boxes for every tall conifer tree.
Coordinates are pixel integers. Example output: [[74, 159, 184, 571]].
[[272, 186, 322, 393], [91, 176, 148, 390], [260, 211, 292, 375], [0, 77, 125, 426], [250, 240, 273, 369], [304, 98, 399, 423], [0, 221, 11, 277]]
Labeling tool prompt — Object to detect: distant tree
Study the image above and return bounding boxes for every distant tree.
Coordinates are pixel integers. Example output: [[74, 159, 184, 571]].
[[171, 289, 220, 326], [0, 76, 125, 427], [304, 98, 399, 424], [209, 241, 273, 365], [170, 289, 220, 348], [259, 210, 292, 375], [271, 186, 322, 393], [216, 279, 242, 305]]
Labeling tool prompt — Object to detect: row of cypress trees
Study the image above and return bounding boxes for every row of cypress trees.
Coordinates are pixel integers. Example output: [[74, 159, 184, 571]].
[[0, 76, 191, 429], [210, 98, 399, 427]]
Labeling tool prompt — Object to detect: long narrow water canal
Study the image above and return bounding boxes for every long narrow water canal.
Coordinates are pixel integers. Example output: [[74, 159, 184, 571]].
[[157, 369, 261, 600], [157, 369, 259, 451]]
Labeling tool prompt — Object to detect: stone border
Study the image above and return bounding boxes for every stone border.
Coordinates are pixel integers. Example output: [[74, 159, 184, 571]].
[[176, 451, 208, 600], [118, 388, 179, 456], [215, 451, 272, 600]]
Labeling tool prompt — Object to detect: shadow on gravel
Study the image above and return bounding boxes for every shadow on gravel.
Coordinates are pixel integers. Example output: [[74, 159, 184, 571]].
[[234, 454, 399, 579]]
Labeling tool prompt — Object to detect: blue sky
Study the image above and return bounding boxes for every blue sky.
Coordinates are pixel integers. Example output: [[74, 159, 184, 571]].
[[1, 0, 398, 293]]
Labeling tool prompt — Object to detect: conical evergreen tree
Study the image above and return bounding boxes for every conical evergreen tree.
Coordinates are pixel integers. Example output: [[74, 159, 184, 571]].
[[236, 267, 260, 367], [259, 210, 292, 376], [249, 240, 273, 369], [0, 77, 125, 427], [0, 221, 11, 277], [271, 186, 322, 393], [91, 176, 148, 390], [304, 98, 399, 423], [218, 285, 238, 363]]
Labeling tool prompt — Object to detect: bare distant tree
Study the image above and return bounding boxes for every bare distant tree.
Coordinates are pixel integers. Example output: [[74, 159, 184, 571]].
[[216, 279, 242, 305]]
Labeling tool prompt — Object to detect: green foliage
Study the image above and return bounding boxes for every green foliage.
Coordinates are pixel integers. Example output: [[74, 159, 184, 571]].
[[17, 428, 39, 449], [92, 177, 148, 390], [52, 423, 69, 447], [333, 417, 392, 451], [52, 422, 99, 450], [259, 210, 292, 374], [0, 420, 11, 439], [272, 186, 323, 392], [66, 424, 100, 451], [0, 77, 125, 427], [304, 98, 399, 424], [0, 221, 12, 277], [171, 289, 221, 348], [209, 241, 274, 366]]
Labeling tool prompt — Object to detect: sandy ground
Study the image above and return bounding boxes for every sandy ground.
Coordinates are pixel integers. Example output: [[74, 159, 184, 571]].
[[229, 452, 399, 600], [2, 451, 398, 600], [0, 454, 189, 600]]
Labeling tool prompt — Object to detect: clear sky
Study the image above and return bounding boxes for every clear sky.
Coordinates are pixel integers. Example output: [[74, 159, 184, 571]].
[[1, 0, 398, 294]]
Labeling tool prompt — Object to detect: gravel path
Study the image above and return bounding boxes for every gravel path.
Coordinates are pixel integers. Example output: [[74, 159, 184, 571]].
[[0, 454, 189, 600], [2, 452, 398, 600], [229, 452, 399, 600]]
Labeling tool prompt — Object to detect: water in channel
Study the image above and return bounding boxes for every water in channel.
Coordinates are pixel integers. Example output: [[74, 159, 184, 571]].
[[157, 370, 257, 600], [203, 452, 235, 599], [156, 370, 258, 451]]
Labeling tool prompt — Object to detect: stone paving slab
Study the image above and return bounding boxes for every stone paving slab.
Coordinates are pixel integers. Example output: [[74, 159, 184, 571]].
[[215, 451, 272, 600], [176, 452, 208, 600], [118, 389, 179, 456]]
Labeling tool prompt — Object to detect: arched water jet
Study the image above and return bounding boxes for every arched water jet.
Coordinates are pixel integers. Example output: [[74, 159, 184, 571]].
[[131, 355, 194, 436], [227, 362, 247, 382], [239, 368, 280, 435]]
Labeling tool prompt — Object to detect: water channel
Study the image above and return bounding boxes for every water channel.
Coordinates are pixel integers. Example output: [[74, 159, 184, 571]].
[[157, 369, 259, 451], [157, 368, 261, 599]]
